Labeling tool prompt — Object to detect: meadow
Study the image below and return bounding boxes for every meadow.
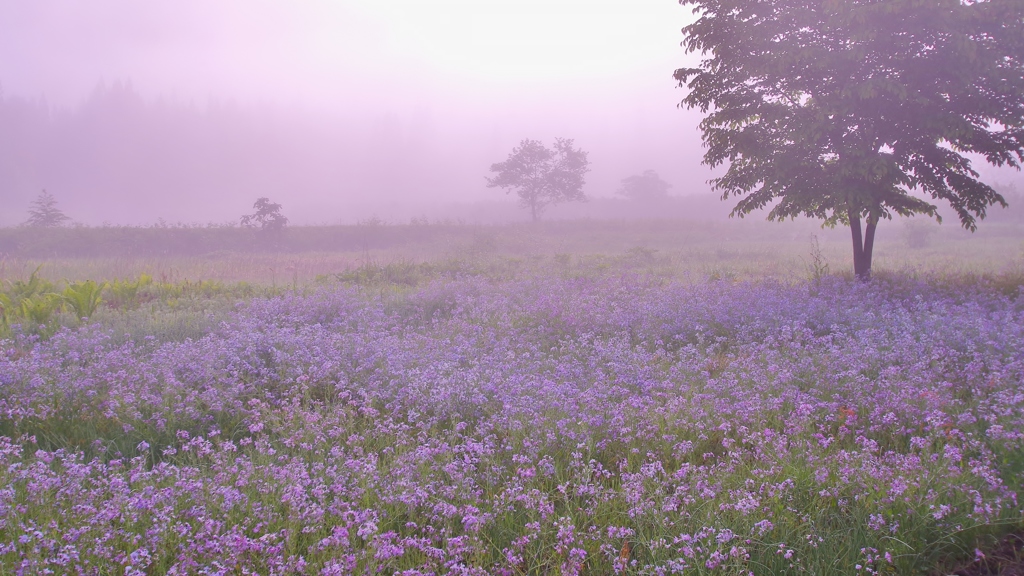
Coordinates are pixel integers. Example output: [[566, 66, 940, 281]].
[[1, 219, 1023, 575]]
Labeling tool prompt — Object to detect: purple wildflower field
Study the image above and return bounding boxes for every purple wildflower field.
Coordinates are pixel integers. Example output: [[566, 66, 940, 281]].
[[1, 274, 1023, 574]]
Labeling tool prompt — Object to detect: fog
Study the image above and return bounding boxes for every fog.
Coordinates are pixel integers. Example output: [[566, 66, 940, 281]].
[[0, 0, 714, 226], [1, 1, 1020, 227]]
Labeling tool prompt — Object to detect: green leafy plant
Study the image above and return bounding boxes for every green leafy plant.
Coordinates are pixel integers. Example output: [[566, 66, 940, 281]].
[[106, 274, 153, 310], [63, 280, 107, 320], [1, 266, 63, 336], [5, 265, 55, 302], [17, 292, 64, 326], [0, 292, 11, 333]]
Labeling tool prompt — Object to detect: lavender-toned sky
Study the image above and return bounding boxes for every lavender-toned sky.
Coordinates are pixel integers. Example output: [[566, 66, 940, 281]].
[[0, 0, 717, 224], [0, 1, 1019, 225]]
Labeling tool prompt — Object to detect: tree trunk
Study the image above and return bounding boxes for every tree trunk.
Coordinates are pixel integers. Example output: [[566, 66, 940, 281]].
[[848, 208, 877, 281], [862, 217, 877, 278]]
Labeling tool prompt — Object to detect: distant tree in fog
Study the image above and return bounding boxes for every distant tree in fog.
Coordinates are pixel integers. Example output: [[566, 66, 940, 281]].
[[23, 190, 70, 227], [487, 138, 590, 221], [241, 197, 288, 232], [675, 0, 1024, 280], [617, 170, 672, 201]]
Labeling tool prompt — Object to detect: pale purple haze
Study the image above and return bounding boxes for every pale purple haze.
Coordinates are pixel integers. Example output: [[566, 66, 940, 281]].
[[0, 0, 723, 225]]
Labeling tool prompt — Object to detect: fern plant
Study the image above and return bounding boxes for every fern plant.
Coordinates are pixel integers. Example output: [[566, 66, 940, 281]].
[[107, 274, 152, 310], [0, 292, 11, 335], [6, 265, 55, 302], [18, 293, 64, 326], [63, 280, 107, 320]]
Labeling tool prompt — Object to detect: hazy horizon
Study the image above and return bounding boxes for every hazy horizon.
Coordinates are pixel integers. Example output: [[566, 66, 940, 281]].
[[2, 1, 1021, 227]]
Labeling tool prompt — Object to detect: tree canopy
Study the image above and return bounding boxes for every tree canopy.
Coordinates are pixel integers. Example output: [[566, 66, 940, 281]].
[[241, 197, 288, 232], [487, 138, 590, 221], [675, 0, 1024, 279], [617, 170, 672, 201], [23, 190, 70, 228]]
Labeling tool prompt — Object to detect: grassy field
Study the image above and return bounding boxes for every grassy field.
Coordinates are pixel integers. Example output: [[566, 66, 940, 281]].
[[1, 219, 1024, 574], [1, 217, 1022, 285]]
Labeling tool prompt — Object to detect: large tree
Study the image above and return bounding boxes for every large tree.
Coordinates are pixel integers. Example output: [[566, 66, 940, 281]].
[[487, 138, 590, 221], [675, 0, 1024, 279]]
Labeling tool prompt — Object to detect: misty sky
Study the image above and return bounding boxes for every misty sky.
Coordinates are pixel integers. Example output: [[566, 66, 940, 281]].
[[3, 1, 692, 107], [0, 1, 718, 224], [1, 1, 1019, 225]]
